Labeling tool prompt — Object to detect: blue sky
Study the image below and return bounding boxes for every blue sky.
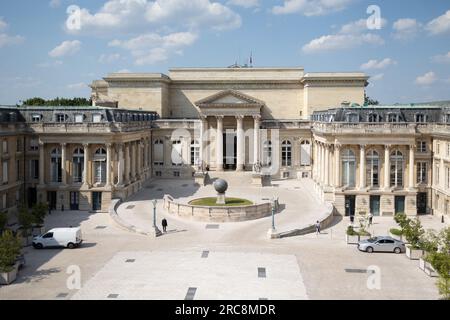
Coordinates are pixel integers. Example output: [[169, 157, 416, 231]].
[[0, 0, 449, 105]]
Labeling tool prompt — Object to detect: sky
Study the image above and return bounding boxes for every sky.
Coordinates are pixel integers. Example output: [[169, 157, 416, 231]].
[[0, 0, 449, 105]]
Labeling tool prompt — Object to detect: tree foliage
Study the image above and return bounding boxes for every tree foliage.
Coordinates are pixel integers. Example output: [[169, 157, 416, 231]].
[[0, 230, 21, 273], [364, 92, 379, 106], [21, 97, 91, 106]]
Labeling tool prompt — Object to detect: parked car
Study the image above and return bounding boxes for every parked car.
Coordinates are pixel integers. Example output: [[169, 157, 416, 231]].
[[32, 227, 83, 249], [358, 236, 406, 254]]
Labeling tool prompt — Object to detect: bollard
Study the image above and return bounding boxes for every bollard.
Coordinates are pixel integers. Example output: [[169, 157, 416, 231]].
[[442, 215, 445, 223]]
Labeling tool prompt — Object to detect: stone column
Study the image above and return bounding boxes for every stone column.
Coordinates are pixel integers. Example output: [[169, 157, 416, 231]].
[[409, 144, 415, 189], [117, 143, 124, 186], [39, 141, 45, 185], [359, 144, 366, 189], [83, 143, 90, 187], [200, 116, 208, 166], [216, 116, 224, 171], [61, 143, 67, 185], [125, 143, 130, 184], [236, 115, 244, 171], [131, 142, 136, 181], [106, 143, 112, 187], [324, 144, 330, 186], [335, 144, 341, 188], [137, 141, 142, 178], [384, 145, 390, 190], [253, 115, 260, 168], [321, 143, 325, 184], [317, 143, 322, 183]]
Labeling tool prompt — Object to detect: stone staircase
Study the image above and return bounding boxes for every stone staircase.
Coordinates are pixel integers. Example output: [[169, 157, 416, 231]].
[[206, 171, 253, 186]]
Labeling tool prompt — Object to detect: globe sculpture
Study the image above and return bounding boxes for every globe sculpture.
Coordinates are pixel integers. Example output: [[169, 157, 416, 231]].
[[214, 179, 228, 205]]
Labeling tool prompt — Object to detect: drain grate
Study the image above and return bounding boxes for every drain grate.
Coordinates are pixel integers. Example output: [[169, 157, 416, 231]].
[[56, 293, 68, 298], [95, 226, 107, 229], [345, 268, 375, 274], [185, 287, 197, 300], [107, 294, 119, 299], [126, 205, 135, 210], [205, 224, 220, 229], [201, 251, 209, 258], [182, 184, 189, 187], [157, 188, 164, 191], [146, 185, 155, 189], [258, 267, 267, 278], [125, 259, 135, 263]]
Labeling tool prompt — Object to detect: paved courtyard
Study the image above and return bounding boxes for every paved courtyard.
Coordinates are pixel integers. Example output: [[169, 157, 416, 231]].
[[0, 177, 446, 300]]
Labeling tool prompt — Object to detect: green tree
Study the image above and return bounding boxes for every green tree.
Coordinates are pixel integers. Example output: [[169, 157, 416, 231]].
[[0, 230, 22, 273], [31, 203, 48, 226], [364, 92, 379, 106], [18, 207, 35, 237], [21, 97, 92, 106], [403, 218, 424, 249], [0, 211, 7, 232]]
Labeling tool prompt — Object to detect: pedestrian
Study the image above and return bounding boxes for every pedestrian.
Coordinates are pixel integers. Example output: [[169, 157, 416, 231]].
[[368, 212, 374, 226], [315, 220, 321, 235], [350, 215, 354, 224], [162, 218, 168, 233]]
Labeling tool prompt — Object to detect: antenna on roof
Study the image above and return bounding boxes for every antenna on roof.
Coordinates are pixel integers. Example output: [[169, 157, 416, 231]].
[[249, 51, 253, 68]]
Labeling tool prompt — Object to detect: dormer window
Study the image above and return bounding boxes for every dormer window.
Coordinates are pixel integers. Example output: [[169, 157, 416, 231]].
[[74, 114, 84, 123], [368, 113, 381, 123], [415, 113, 426, 123], [388, 113, 399, 123], [93, 114, 103, 123], [31, 114, 43, 122], [346, 113, 359, 123], [55, 114, 68, 123]]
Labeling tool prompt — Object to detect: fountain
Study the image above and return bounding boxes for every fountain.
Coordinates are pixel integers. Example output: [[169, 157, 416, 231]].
[[214, 179, 228, 205]]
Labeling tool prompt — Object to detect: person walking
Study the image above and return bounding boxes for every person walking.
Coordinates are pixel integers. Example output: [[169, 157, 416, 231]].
[[315, 220, 321, 235], [162, 218, 168, 233], [368, 212, 374, 226]]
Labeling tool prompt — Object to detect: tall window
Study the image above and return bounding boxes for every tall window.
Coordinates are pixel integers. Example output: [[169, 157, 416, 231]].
[[190, 140, 200, 165], [417, 162, 427, 184], [262, 141, 272, 166], [417, 141, 427, 153], [73, 148, 84, 183], [2, 161, 8, 184], [300, 140, 311, 166], [30, 159, 39, 179], [390, 150, 404, 187], [30, 139, 39, 151], [388, 114, 399, 123], [342, 149, 356, 187], [153, 139, 164, 166], [368, 113, 381, 122], [281, 140, 292, 167], [2, 140, 8, 154], [415, 113, 426, 123], [56, 114, 68, 123], [446, 167, 450, 189], [50, 148, 62, 183], [93, 148, 106, 183], [435, 164, 440, 185], [366, 150, 379, 187], [171, 140, 182, 166]]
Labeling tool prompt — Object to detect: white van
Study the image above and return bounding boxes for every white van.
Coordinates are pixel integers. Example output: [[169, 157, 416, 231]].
[[32, 227, 83, 249]]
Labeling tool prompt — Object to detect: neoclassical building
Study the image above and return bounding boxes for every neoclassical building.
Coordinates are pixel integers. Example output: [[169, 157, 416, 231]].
[[0, 66, 449, 220]]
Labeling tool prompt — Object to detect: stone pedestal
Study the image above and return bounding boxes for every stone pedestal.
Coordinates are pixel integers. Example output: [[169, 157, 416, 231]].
[[194, 172, 207, 186], [216, 193, 226, 205], [252, 173, 272, 187], [267, 228, 279, 239], [151, 226, 162, 238]]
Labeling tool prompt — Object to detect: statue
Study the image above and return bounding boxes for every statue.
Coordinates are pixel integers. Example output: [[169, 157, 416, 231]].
[[253, 161, 261, 174]]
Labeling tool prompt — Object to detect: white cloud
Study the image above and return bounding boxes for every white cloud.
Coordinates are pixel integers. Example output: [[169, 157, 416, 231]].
[[49, 40, 81, 58], [36, 60, 63, 68], [426, 10, 450, 35], [415, 72, 437, 86], [109, 31, 198, 65], [272, 0, 353, 16], [0, 18, 7, 31], [116, 69, 131, 73], [370, 73, 384, 81], [360, 58, 396, 70], [98, 53, 121, 64], [339, 18, 387, 35], [0, 18, 25, 48], [227, 0, 259, 8], [67, 82, 87, 90], [66, 0, 241, 35], [392, 18, 421, 40], [49, 0, 61, 8], [432, 51, 450, 64]]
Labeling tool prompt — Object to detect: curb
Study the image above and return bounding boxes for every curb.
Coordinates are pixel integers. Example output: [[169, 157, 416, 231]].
[[108, 199, 151, 236]]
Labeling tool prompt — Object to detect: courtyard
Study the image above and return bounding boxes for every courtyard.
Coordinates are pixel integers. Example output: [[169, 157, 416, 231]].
[[0, 177, 445, 300]]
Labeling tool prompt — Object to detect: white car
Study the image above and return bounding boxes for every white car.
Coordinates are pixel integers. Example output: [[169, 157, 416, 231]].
[[33, 227, 83, 249]]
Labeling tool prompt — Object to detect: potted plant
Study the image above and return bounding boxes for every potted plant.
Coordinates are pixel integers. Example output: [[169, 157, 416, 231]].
[[346, 225, 359, 244], [0, 230, 22, 285], [31, 203, 47, 236], [427, 227, 450, 299], [18, 207, 34, 247], [404, 218, 425, 260], [358, 228, 372, 241], [419, 230, 439, 277]]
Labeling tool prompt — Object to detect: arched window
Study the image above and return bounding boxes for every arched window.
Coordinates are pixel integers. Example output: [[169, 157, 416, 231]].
[[300, 140, 311, 166], [50, 148, 62, 182], [93, 148, 107, 183], [390, 150, 404, 187], [172, 140, 182, 166], [262, 141, 272, 166], [342, 149, 356, 187], [72, 148, 84, 183], [190, 140, 200, 165], [153, 139, 164, 166], [281, 140, 292, 167], [366, 150, 379, 187]]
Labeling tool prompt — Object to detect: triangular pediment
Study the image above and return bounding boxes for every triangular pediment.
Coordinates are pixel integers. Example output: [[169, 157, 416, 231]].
[[196, 90, 264, 107]]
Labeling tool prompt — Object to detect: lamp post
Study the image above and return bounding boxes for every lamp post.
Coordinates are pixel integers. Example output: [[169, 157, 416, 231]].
[[151, 199, 162, 238], [267, 197, 277, 239]]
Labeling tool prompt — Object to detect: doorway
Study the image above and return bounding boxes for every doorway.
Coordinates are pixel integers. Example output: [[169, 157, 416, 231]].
[[417, 193, 427, 214], [345, 195, 356, 217], [47, 191, 57, 210], [395, 196, 405, 214], [223, 132, 237, 171], [70, 192, 80, 210], [27, 188, 37, 208], [370, 196, 380, 216], [92, 192, 102, 211]]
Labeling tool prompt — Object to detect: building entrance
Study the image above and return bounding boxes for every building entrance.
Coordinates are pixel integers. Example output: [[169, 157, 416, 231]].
[[223, 133, 237, 171]]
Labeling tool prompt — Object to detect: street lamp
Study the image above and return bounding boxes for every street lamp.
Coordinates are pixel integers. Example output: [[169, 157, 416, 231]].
[[267, 197, 277, 239], [151, 199, 162, 238]]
